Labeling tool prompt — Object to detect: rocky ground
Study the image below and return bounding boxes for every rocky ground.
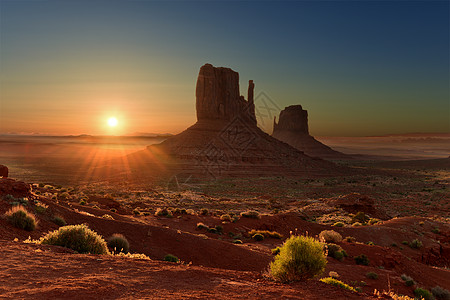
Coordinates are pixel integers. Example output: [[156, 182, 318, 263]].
[[0, 158, 449, 299]]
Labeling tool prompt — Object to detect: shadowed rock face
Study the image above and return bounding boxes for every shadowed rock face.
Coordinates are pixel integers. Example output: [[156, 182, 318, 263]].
[[273, 105, 350, 160], [0, 165, 8, 178], [109, 64, 351, 180], [196, 64, 256, 125], [273, 105, 309, 135]]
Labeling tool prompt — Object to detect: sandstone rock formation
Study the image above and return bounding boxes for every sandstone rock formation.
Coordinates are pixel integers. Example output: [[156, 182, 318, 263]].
[[0, 165, 8, 178], [0, 178, 31, 198], [109, 64, 350, 180], [272, 105, 350, 160]]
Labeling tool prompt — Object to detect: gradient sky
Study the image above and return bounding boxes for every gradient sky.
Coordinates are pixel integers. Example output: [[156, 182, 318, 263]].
[[1, 0, 448, 136]]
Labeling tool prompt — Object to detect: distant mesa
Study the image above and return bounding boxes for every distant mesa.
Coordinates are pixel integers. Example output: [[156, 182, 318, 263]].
[[116, 63, 348, 179], [0, 165, 8, 178], [272, 105, 351, 160]]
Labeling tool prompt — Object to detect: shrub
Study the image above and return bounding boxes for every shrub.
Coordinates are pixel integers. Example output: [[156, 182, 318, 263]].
[[200, 208, 209, 215], [332, 222, 344, 227], [431, 286, 450, 300], [155, 208, 169, 217], [240, 210, 260, 219], [269, 235, 327, 282], [352, 222, 362, 227], [414, 288, 434, 300], [196, 222, 209, 230], [39, 224, 109, 255], [352, 211, 369, 223], [320, 277, 357, 292], [132, 208, 141, 215], [368, 218, 380, 225], [220, 214, 232, 222], [53, 216, 66, 226], [432, 227, 440, 234], [4, 205, 37, 231], [248, 230, 282, 239], [271, 247, 281, 255], [354, 254, 369, 266], [345, 236, 356, 243], [164, 254, 179, 263], [326, 243, 346, 261], [367, 241, 375, 246], [233, 239, 243, 244], [79, 200, 86, 205], [319, 230, 342, 243], [401, 274, 415, 286], [366, 272, 378, 279], [208, 227, 218, 234], [410, 239, 423, 249], [215, 225, 223, 233], [107, 234, 129, 253], [401, 241, 409, 245], [252, 233, 264, 241], [329, 271, 339, 279]]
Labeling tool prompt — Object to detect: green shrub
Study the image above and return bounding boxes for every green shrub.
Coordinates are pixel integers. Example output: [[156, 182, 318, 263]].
[[431, 286, 450, 300], [215, 225, 223, 233], [164, 254, 179, 263], [319, 230, 342, 243], [252, 233, 264, 241], [352, 211, 369, 223], [269, 235, 327, 282], [233, 239, 243, 244], [240, 210, 260, 219], [401, 274, 415, 287], [410, 239, 423, 249], [271, 247, 281, 255], [401, 241, 409, 245], [414, 288, 434, 300], [53, 216, 66, 226], [5, 205, 37, 231], [132, 208, 141, 215], [208, 227, 218, 234], [79, 200, 86, 205], [155, 208, 172, 217], [196, 222, 209, 230], [366, 272, 378, 279], [345, 236, 356, 243], [248, 230, 282, 239], [366, 241, 375, 246], [200, 208, 209, 215], [432, 227, 440, 234], [107, 233, 129, 253], [320, 277, 357, 292], [332, 222, 344, 227], [220, 214, 232, 222], [368, 218, 380, 225], [354, 254, 369, 266], [326, 243, 346, 261], [39, 224, 109, 255], [352, 222, 362, 227]]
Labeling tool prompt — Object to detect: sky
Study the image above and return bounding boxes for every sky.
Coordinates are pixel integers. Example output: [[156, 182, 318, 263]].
[[0, 0, 449, 136]]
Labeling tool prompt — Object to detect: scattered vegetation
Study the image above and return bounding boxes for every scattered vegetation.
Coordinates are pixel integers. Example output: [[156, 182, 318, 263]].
[[164, 254, 179, 263], [233, 239, 243, 244], [39, 224, 109, 255], [344, 236, 356, 243], [352, 211, 369, 224], [414, 287, 434, 300], [252, 233, 264, 241], [401, 274, 415, 287], [354, 254, 370, 266], [319, 230, 342, 243], [271, 247, 281, 255], [319, 277, 357, 292], [409, 239, 423, 249], [4, 205, 37, 231], [332, 222, 344, 227], [248, 230, 282, 239], [431, 286, 450, 300], [269, 235, 327, 282], [326, 243, 347, 261], [366, 272, 378, 279], [328, 271, 339, 279], [52, 216, 66, 226], [240, 210, 260, 219], [196, 222, 208, 230], [107, 233, 130, 253]]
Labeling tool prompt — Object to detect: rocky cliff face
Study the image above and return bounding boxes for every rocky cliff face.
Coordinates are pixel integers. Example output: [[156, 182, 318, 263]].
[[118, 64, 349, 179], [273, 105, 309, 135], [272, 105, 350, 160], [196, 64, 256, 125]]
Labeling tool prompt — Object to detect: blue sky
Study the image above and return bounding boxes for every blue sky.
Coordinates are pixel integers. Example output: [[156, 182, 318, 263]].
[[1, 0, 448, 136]]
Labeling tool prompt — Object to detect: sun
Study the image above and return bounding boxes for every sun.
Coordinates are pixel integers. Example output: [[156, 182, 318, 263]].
[[107, 117, 118, 127]]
